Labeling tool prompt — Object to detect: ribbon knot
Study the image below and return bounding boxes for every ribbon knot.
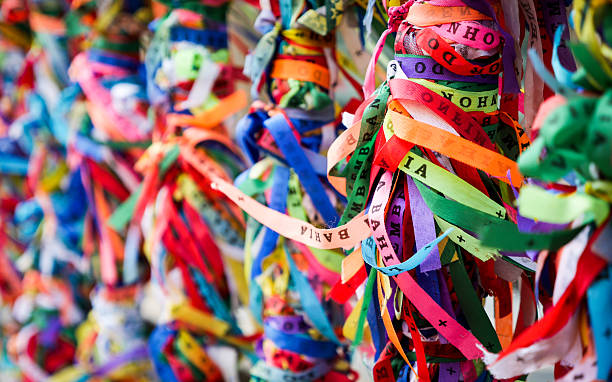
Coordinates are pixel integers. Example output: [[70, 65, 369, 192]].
[[386, 2, 412, 33], [362, 1, 413, 98]]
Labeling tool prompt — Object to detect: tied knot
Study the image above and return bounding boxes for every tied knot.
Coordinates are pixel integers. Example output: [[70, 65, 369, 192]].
[[387, 1, 412, 32]]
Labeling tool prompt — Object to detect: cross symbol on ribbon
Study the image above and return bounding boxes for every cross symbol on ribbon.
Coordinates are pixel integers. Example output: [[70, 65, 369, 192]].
[[592, 131, 607, 146]]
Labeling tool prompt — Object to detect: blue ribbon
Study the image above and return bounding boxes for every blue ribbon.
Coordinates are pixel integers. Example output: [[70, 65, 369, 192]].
[[361, 229, 452, 276], [264, 323, 338, 359], [265, 114, 339, 226], [586, 267, 612, 380], [169, 26, 228, 49], [149, 325, 179, 382], [251, 165, 290, 278], [284, 244, 340, 344]]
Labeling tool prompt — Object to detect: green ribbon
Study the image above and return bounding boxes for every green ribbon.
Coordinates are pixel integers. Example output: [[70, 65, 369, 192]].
[[413, 179, 588, 252], [449, 257, 501, 353], [338, 85, 390, 225], [353, 268, 377, 346]]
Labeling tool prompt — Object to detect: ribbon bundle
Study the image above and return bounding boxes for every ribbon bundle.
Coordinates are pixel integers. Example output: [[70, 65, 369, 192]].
[[1, 0, 612, 381], [325, 0, 529, 380], [479, 0, 612, 379], [0, 0, 95, 379], [235, 0, 359, 379], [137, 1, 258, 379]]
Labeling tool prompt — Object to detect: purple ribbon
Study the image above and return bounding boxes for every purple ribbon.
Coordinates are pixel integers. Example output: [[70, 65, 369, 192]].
[[439, 362, 462, 382], [407, 176, 442, 272], [384, 180, 407, 308], [92, 345, 150, 377], [385, 180, 406, 260], [438, 273, 457, 325], [265, 316, 309, 334], [541, 0, 576, 71], [39, 317, 61, 347], [396, 55, 499, 84]]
